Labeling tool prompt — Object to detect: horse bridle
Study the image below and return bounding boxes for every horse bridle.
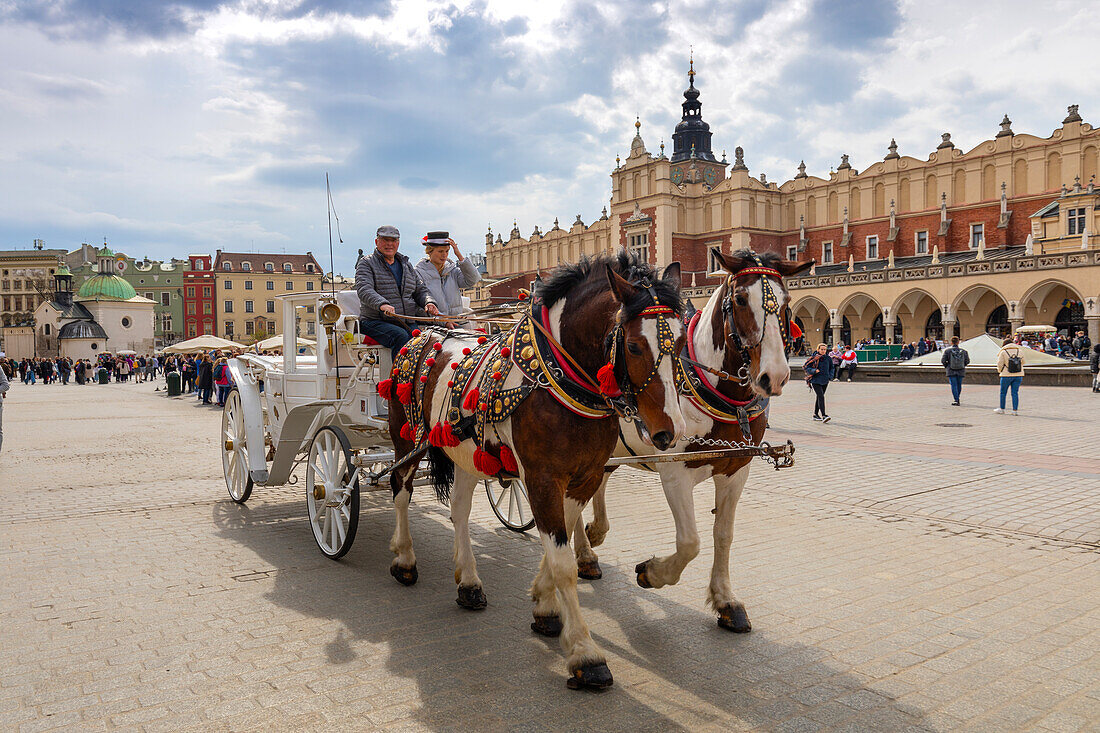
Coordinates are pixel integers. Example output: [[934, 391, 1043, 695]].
[[718, 257, 791, 386], [604, 280, 680, 420]]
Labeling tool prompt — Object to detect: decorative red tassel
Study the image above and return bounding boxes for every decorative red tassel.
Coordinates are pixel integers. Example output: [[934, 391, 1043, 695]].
[[597, 363, 621, 397], [462, 348, 471, 355], [500, 347, 510, 358], [425, 357, 435, 367], [399, 347, 408, 355], [412, 329, 421, 336], [427, 422, 444, 447], [473, 447, 502, 476], [396, 382, 414, 405], [463, 388, 480, 411], [447, 380, 454, 388], [433, 342, 443, 351], [450, 362, 459, 369], [419, 375, 428, 383], [440, 421, 462, 447], [377, 378, 393, 400], [477, 336, 487, 344], [518, 292, 528, 301], [499, 445, 519, 473], [399, 422, 415, 441]]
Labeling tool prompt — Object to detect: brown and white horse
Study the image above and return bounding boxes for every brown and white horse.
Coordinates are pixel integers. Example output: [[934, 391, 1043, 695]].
[[571, 250, 812, 631], [386, 252, 686, 689]]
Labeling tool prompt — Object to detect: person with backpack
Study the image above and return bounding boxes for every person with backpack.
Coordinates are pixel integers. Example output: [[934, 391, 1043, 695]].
[[941, 335, 971, 405], [214, 357, 233, 406], [1090, 343, 1100, 393], [803, 343, 834, 423], [995, 337, 1024, 415], [1072, 331, 1092, 360]]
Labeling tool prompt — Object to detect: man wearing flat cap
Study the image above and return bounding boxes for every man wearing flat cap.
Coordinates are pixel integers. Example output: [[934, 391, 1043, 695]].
[[355, 225, 439, 359]]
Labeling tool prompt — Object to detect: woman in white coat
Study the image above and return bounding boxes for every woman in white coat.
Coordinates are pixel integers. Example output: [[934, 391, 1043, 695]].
[[414, 232, 482, 325]]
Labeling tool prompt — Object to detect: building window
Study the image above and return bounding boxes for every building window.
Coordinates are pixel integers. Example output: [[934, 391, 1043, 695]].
[[1068, 207, 1086, 235], [264, 262, 274, 272], [224, 300, 233, 313], [307, 320, 315, 335], [786, 245, 798, 261], [285, 281, 293, 290], [970, 223, 984, 248], [223, 262, 232, 271], [186, 302, 196, 315], [306, 281, 314, 291], [121, 317, 131, 328], [241, 262, 251, 271], [225, 322, 234, 337], [44, 323, 51, 335], [266, 281, 274, 290], [186, 286, 195, 297], [915, 230, 928, 254], [203, 286, 211, 297], [244, 280, 253, 290], [306, 263, 315, 273], [822, 241, 834, 264], [245, 300, 254, 313], [266, 300, 275, 313], [161, 315, 171, 332], [268, 320, 276, 332], [627, 232, 648, 261], [283, 263, 292, 273], [707, 245, 725, 275], [306, 305, 315, 313], [203, 303, 212, 315], [866, 235, 879, 259], [194, 259, 205, 271], [188, 324, 197, 337], [1, 280, 8, 291], [245, 321, 254, 335], [144, 291, 154, 300]]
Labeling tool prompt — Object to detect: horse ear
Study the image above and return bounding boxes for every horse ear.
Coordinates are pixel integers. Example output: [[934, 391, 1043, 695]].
[[713, 250, 753, 275], [605, 265, 639, 304], [776, 259, 814, 277], [662, 261, 682, 291]]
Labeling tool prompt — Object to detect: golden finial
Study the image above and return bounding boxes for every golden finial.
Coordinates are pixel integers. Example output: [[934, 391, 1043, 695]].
[[635, 116, 641, 132], [688, 46, 695, 81]]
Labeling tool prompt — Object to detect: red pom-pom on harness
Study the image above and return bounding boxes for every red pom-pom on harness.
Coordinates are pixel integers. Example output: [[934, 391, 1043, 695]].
[[396, 382, 414, 405], [462, 388, 480, 411], [399, 422, 415, 442], [433, 342, 443, 351], [492, 371, 501, 380], [399, 347, 408, 356], [499, 445, 519, 474], [450, 362, 459, 369], [425, 357, 435, 367], [477, 336, 487, 344], [518, 292, 528, 301], [411, 329, 421, 336], [419, 375, 428, 383], [500, 347, 510, 358], [473, 447, 502, 476], [597, 362, 621, 397], [462, 347, 471, 355], [447, 380, 454, 387], [377, 378, 393, 400]]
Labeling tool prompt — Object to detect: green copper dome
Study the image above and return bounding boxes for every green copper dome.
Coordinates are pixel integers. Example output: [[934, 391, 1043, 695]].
[[76, 273, 137, 301]]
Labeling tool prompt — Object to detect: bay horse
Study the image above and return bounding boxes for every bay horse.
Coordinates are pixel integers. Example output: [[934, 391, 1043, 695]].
[[570, 249, 812, 632], [383, 252, 686, 689]]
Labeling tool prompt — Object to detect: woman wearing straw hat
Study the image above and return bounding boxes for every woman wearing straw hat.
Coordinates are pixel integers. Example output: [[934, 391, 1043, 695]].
[[415, 231, 482, 327]]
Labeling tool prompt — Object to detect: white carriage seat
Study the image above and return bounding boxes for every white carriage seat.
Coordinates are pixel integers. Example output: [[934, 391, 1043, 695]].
[[332, 289, 392, 376]]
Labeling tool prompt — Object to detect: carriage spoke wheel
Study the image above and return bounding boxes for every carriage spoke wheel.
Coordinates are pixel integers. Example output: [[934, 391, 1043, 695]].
[[221, 389, 253, 504], [306, 426, 360, 559], [485, 478, 535, 533]]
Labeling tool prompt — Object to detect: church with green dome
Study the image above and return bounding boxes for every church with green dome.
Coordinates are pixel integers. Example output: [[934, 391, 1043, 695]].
[[33, 248, 156, 359]]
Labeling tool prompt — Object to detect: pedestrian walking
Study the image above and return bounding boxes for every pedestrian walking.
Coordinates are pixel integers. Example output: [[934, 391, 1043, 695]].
[[0, 362, 8, 452], [803, 343, 834, 423], [994, 337, 1024, 415], [1073, 330, 1092, 360], [1090, 343, 1100, 393], [941, 335, 970, 405], [214, 357, 233, 406], [839, 346, 858, 382], [197, 355, 214, 405]]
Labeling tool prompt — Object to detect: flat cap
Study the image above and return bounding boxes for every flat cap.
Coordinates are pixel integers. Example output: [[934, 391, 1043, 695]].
[[376, 225, 400, 238]]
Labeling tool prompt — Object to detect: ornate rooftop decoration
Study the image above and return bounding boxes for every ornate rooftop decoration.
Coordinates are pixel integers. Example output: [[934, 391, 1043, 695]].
[[795, 160, 807, 178], [837, 153, 851, 170], [730, 146, 747, 172], [937, 132, 954, 149], [885, 139, 899, 159], [996, 114, 1013, 137], [1064, 104, 1082, 123]]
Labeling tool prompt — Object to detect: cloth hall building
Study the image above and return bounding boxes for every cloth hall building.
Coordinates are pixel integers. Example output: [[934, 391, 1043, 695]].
[[482, 65, 1100, 348]]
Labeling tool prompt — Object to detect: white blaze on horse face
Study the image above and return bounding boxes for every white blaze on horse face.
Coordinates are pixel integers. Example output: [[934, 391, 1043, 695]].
[[751, 277, 791, 397], [641, 316, 686, 443]]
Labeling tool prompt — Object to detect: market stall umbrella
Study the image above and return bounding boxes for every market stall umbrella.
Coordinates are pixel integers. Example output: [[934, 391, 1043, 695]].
[[116, 349, 137, 356], [163, 335, 245, 354], [252, 335, 317, 352]]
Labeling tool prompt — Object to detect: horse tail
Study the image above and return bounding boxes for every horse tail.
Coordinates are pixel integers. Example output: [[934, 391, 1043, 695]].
[[426, 445, 454, 505]]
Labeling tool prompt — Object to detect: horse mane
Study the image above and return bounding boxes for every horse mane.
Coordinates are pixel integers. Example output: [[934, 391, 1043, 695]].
[[536, 250, 682, 319], [730, 249, 782, 269]]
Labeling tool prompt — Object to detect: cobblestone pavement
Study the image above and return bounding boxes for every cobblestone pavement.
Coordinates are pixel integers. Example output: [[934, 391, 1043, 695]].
[[1, 378, 1098, 731]]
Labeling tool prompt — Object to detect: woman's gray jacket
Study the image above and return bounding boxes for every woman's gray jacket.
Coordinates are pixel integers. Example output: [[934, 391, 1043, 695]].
[[414, 257, 481, 317]]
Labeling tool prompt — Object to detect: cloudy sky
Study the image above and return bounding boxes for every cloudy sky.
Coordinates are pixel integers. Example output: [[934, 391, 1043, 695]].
[[2, 0, 1097, 275]]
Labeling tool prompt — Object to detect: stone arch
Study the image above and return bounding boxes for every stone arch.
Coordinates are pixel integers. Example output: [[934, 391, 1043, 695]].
[[873, 182, 885, 217], [849, 187, 861, 219], [827, 190, 838, 222], [1019, 279, 1085, 333], [952, 284, 1009, 339], [837, 291, 882, 344], [786, 200, 796, 230], [890, 287, 939, 343], [924, 174, 937, 209], [1084, 145, 1098, 185], [1013, 158, 1028, 195], [899, 177, 911, 211], [747, 196, 757, 227], [1046, 151, 1062, 191], [791, 295, 829, 347], [722, 198, 732, 228], [953, 168, 966, 203], [806, 194, 817, 227], [982, 163, 997, 200]]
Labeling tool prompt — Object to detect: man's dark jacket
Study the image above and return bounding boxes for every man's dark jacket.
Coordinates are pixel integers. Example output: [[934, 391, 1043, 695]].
[[355, 249, 436, 321]]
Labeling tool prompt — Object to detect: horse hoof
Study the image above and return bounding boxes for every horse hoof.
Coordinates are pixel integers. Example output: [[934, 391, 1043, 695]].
[[717, 603, 751, 633], [456, 585, 487, 610], [635, 561, 653, 589], [585, 522, 607, 548], [390, 564, 418, 586], [530, 614, 563, 637], [566, 662, 614, 691], [577, 559, 603, 580]]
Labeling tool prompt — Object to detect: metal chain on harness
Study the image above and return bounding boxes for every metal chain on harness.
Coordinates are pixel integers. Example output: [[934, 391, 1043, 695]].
[[688, 434, 796, 470]]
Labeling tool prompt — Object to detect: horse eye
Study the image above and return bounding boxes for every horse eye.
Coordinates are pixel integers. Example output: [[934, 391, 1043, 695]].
[[626, 342, 643, 356], [734, 293, 748, 307]]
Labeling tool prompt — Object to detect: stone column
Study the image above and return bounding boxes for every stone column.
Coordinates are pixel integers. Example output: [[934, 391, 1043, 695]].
[[1087, 315, 1100, 346], [1009, 318, 1024, 335], [829, 309, 842, 348], [942, 319, 957, 341], [882, 306, 897, 344]]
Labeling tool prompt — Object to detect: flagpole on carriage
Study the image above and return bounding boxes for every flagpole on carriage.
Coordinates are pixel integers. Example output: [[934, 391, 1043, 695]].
[[326, 173, 343, 396]]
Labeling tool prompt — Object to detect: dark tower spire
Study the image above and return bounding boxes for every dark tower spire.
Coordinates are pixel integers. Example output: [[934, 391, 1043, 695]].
[[670, 52, 716, 163]]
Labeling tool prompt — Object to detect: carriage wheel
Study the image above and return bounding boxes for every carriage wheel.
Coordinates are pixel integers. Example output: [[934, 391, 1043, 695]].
[[485, 478, 536, 533], [306, 426, 360, 559], [221, 389, 253, 504]]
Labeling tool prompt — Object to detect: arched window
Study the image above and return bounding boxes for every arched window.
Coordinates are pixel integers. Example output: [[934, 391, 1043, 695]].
[[849, 188, 861, 219], [982, 164, 996, 200], [241, 262, 251, 272], [1054, 301, 1085, 337], [1013, 159, 1028, 195], [1083, 145, 1098, 185], [223, 262, 232, 271], [899, 178, 910, 211], [840, 316, 852, 348], [871, 313, 885, 341], [1046, 152, 1062, 191], [925, 309, 943, 339], [953, 169, 966, 203], [264, 262, 274, 272], [873, 183, 885, 217], [827, 191, 838, 222], [806, 195, 816, 227], [986, 304, 1009, 337], [925, 175, 937, 209], [43, 323, 51, 335], [283, 263, 292, 273]]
